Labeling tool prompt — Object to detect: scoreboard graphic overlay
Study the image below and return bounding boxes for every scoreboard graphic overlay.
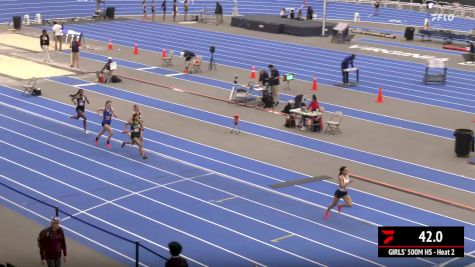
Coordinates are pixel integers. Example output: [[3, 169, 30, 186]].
[[378, 226, 464, 257]]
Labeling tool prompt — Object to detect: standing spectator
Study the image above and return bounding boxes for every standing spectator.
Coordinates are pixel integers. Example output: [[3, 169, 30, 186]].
[[165, 241, 188, 267], [51, 21, 63, 51], [306, 6, 313, 20], [70, 37, 80, 68], [268, 64, 280, 106], [151, 0, 156, 22], [289, 9, 295, 19], [173, 0, 178, 22], [215, 1, 223, 25], [374, 0, 381, 16], [40, 29, 51, 62], [184, 0, 189, 21], [161, 0, 167, 20], [38, 217, 67, 267], [341, 54, 355, 84], [142, 0, 148, 20]]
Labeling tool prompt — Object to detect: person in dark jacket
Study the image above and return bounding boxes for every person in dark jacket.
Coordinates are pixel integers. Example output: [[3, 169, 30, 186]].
[[181, 50, 195, 73], [341, 54, 355, 84], [306, 6, 314, 20], [215, 1, 223, 25], [161, 0, 167, 20], [38, 217, 67, 267], [268, 64, 280, 106], [165, 241, 188, 267], [40, 29, 51, 62]]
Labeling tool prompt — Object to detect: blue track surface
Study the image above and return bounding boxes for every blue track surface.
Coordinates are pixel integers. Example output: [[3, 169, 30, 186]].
[[1, 84, 474, 266], [2, 0, 475, 32], [48, 75, 475, 194], [65, 20, 475, 114]]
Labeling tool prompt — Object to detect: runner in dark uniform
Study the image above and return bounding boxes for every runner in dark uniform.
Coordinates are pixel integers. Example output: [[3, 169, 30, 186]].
[[123, 104, 144, 144], [122, 113, 147, 159], [70, 89, 90, 133], [95, 100, 117, 149]]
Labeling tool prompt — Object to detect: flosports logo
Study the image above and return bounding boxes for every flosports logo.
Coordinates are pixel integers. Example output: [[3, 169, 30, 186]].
[[430, 13, 455, 22]]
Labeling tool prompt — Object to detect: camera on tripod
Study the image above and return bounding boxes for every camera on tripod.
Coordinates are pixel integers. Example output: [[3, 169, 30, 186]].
[[208, 46, 216, 70]]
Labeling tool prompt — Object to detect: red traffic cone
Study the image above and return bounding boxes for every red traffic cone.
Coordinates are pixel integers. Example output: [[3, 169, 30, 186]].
[[250, 66, 256, 79], [375, 87, 384, 103], [108, 39, 113, 50], [162, 49, 167, 58], [133, 43, 139, 55], [312, 77, 318, 91]]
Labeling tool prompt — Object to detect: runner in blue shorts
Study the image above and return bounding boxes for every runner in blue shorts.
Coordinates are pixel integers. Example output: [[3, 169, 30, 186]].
[[95, 100, 117, 149]]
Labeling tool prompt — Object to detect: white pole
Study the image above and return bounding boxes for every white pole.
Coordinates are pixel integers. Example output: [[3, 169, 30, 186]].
[[322, 0, 327, 36]]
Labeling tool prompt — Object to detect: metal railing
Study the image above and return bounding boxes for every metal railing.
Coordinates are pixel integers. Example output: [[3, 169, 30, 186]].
[[0, 181, 168, 267]]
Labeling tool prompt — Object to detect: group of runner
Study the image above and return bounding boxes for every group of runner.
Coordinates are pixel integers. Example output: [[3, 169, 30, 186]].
[[69, 89, 148, 160], [68, 88, 354, 219]]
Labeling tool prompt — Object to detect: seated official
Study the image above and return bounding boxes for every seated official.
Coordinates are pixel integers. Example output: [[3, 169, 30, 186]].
[[341, 54, 355, 84], [307, 94, 323, 131], [280, 8, 288, 18], [289, 9, 295, 19]]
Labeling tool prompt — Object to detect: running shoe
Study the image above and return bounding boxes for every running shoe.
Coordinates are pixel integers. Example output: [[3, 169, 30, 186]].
[[95, 138, 99, 146], [324, 210, 329, 220], [106, 143, 111, 149], [142, 155, 148, 160], [337, 204, 344, 214], [121, 142, 125, 148]]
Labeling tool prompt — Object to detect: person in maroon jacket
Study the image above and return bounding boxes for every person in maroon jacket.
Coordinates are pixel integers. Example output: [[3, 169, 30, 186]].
[[165, 241, 188, 267], [38, 217, 67, 267]]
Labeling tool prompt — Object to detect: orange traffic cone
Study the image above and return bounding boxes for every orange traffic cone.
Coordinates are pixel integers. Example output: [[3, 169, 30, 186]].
[[162, 49, 167, 58], [108, 39, 113, 50], [312, 77, 318, 91], [250, 66, 256, 79], [375, 87, 384, 103], [133, 43, 139, 55]]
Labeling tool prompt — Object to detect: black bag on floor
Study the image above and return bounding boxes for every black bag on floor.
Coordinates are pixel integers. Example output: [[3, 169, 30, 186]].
[[285, 115, 296, 128], [31, 88, 42, 96], [110, 75, 122, 83]]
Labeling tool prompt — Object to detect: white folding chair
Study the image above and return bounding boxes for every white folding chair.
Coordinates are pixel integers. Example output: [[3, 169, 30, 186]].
[[162, 50, 174, 66], [22, 77, 38, 95], [324, 111, 343, 135]]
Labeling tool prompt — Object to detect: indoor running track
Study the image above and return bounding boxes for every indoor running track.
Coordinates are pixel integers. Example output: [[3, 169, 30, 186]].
[[0, 85, 474, 266]]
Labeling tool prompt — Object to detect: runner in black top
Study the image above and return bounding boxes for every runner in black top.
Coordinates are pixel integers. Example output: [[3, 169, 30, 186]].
[[122, 113, 147, 159], [70, 89, 90, 133]]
